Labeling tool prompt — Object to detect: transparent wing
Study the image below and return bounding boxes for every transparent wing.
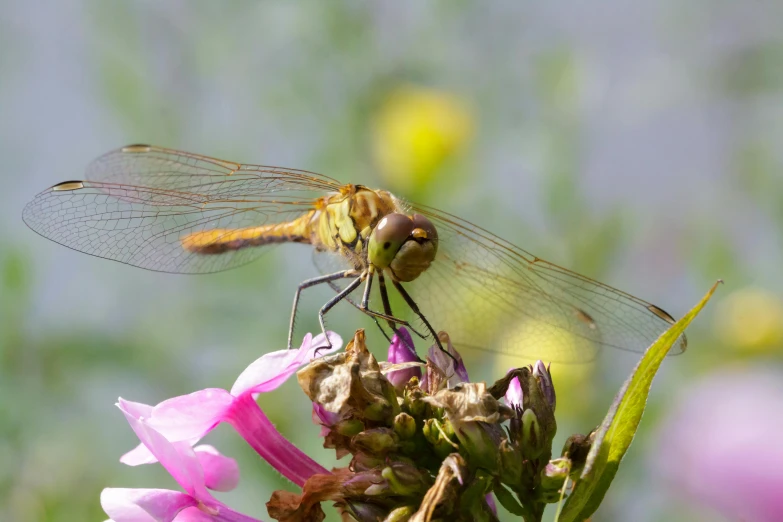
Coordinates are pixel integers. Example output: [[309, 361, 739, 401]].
[[23, 145, 342, 274], [404, 203, 686, 362]]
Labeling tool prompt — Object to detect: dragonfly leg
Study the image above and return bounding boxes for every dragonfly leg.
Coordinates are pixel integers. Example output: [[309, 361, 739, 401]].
[[337, 272, 426, 337], [317, 275, 365, 348], [391, 280, 454, 360], [288, 269, 359, 350], [373, 273, 423, 362]]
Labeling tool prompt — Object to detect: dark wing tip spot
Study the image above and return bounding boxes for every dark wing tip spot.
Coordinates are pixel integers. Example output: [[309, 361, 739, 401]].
[[121, 144, 152, 153], [647, 304, 677, 325], [51, 180, 85, 191]]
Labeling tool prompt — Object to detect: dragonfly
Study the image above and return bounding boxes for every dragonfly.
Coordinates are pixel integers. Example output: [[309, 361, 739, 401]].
[[23, 144, 686, 362]]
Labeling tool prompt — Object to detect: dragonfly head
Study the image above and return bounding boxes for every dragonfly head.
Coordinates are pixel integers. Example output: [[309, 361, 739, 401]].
[[368, 213, 438, 282]]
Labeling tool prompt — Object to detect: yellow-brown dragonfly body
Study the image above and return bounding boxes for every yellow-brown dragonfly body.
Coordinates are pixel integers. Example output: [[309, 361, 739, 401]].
[[23, 144, 686, 361]]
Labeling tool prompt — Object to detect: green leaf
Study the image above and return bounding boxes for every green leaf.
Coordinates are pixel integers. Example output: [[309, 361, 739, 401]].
[[558, 281, 721, 522], [493, 483, 527, 517]]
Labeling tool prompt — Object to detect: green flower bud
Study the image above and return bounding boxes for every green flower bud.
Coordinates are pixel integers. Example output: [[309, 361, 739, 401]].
[[520, 408, 542, 459], [393, 412, 417, 440], [539, 457, 570, 496], [350, 452, 385, 471], [335, 419, 365, 437], [352, 428, 399, 455], [423, 418, 458, 459], [385, 506, 417, 521], [499, 439, 523, 488], [382, 461, 431, 495], [455, 421, 500, 473], [363, 400, 394, 422], [339, 500, 388, 522]]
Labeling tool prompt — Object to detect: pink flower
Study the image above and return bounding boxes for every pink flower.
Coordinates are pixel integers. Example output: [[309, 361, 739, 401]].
[[101, 400, 259, 522], [119, 332, 342, 487], [655, 367, 783, 522]]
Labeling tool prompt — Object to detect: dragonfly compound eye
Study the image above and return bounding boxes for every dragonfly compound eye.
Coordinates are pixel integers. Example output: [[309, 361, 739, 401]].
[[368, 213, 415, 269], [410, 214, 438, 256], [369, 213, 439, 282]]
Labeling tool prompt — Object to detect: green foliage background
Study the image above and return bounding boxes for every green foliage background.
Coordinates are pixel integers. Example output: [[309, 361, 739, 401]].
[[2, 2, 782, 521]]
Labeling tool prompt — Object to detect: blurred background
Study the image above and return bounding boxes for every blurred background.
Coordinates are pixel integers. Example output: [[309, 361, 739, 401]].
[[2, 1, 783, 521]]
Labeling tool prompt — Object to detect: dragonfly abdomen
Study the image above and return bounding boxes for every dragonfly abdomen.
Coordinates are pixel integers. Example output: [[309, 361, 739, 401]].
[[181, 212, 315, 255]]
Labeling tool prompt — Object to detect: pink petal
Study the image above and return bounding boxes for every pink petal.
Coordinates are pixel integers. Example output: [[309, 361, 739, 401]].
[[119, 399, 154, 419], [194, 445, 239, 492], [230, 332, 342, 396], [121, 436, 201, 467], [119, 390, 232, 466], [311, 404, 339, 437], [118, 401, 213, 503], [151, 389, 234, 440], [172, 507, 215, 522], [101, 488, 197, 522], [224, 393, 328, 486], [173, 506, 263, 522], [121, 442, 159, 466], [505, 372, 523, 407]]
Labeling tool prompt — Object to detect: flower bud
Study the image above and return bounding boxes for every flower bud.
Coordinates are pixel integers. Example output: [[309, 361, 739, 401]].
[[532, 360, 556, 411], [539, 457, 570, 494], [505, 371, 523, 407], [385, 506, 417, 521], [423, 418, 458, 459], [335, 419, 365, 437], [352, 428, 399, 455], [386, 327, 422, 388], [421, 332, 469, 392], [393, 412, 417, 440], [382, 461, 431, 495], [499, 439, 523, 488], [339, 500, 388, 521], [520, 409, 543, 460], [457, 421, 501, 473], [350, 452, 385, 472]]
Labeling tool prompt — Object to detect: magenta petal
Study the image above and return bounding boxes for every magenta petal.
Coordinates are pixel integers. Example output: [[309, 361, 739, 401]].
[[121, 442, 158, 466], [101, 488, 197, 522], [118, 401, 214, 503], [150, 389, 234, 441], [194, 445, 240, 492], [387, 328, 418, 364], [119, 390, 232, 466], [119, 399, 154, 419], [230, 332, 342, 396], [505, 372, 523, 407], [173, 506, 263, 522], [312, 404, 339, 437], [386, 328, 422, 388], [485, 493, 497, 516], [121, 435, 202, 467], [172, 507, 215, 522], [312, 403, 340, 426], [225, 393, 328, 486]]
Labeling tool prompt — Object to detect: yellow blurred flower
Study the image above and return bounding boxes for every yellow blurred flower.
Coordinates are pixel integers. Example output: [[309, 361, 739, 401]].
[[372, 85, 472, 191], [715, 287, 783, 352]]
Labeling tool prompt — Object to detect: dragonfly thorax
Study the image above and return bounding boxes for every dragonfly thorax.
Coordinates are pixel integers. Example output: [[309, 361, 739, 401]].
[[368, 212, 438, 282]]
